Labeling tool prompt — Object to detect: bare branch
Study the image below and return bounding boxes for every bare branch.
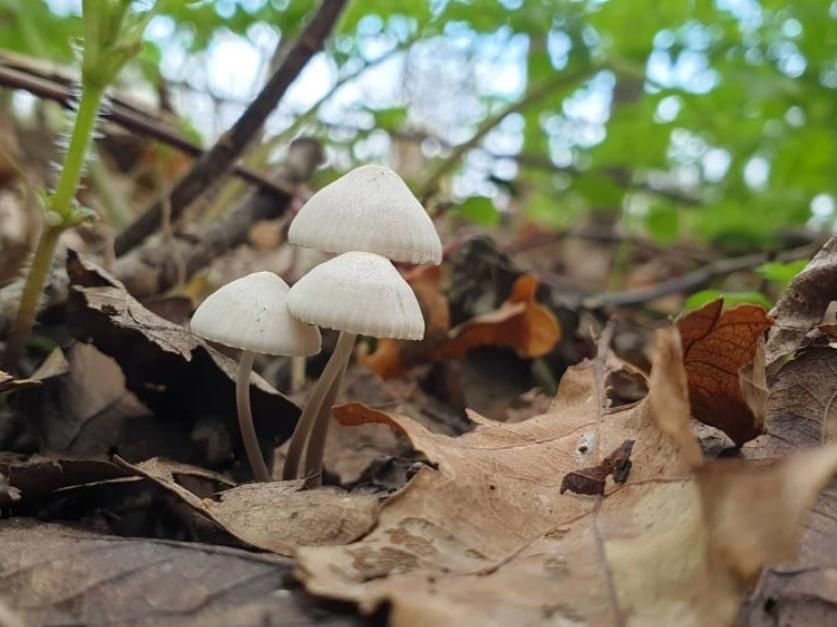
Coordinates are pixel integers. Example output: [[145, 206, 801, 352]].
[[114, 0, 348, 256]]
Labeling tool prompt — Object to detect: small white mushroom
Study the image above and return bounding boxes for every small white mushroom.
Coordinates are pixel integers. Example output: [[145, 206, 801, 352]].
[[288, 164, 443, 265], [190, 271, 321, 482], [283, 252, 425, 485]]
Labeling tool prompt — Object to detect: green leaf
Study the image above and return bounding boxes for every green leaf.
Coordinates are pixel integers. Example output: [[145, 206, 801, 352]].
[[756, 260, 809, 289], [455, 196, 500, 226], [684, 290, 773, 312]]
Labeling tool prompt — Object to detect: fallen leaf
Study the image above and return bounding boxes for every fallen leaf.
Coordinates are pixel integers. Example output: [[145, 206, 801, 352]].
[[0, 518, 362, 627], [765, 236, 837, 365], [0, 453, 131, 507], [297, 329, 837, 627], [433, 274, 561, 360], [0, 472, 20, 507], [0, 370, 40, 394], [560, 439, 635, 495], [677, 299, 772, 446], [740, 346, 837, 625], [65, 251, 299, 475], [119, 457, 379, 556], [206, 483, 380, 553]]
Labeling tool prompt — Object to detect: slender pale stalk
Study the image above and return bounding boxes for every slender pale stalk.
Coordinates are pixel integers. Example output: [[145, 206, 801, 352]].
[[236, 350, 271, 482], [301, 332, 355, 487], [283, 331, 357, 482], [290, 355, 307, 393]]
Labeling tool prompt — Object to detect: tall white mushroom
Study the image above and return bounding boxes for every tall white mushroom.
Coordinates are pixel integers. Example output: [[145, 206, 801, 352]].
[[190, 272, 321, 482], [283, 164, 442, 485]]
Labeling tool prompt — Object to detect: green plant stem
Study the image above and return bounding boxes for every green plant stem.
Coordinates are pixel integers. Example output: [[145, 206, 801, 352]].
[[3, 85, 105, 372], [51, 85, 104, 219], [2, 225, 62, 371]]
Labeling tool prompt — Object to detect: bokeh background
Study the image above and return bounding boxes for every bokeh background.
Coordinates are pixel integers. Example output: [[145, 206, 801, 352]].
[[0, 1, 834, 297]]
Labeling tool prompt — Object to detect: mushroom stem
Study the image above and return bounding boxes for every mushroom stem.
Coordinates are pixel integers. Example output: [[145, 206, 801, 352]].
[[236, 350, 271, 482], [301, 331, 356, 487], [283, 331, 357, 482]]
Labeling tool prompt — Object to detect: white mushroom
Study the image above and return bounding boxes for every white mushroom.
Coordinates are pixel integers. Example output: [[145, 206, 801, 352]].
[[288, 164, 442, 265], [283, 252, 425, 485], [190, 271, 321, 482]]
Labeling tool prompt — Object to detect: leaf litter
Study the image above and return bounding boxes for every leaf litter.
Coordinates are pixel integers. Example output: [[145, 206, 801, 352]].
[[2, 235, 837, 625], [296, 329, 837, 627]]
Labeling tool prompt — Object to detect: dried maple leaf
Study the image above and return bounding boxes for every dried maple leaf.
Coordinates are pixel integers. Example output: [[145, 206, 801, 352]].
[[433, 273, 561, 360], [677, 299, 772, 446], [298, 330, 837, 627]]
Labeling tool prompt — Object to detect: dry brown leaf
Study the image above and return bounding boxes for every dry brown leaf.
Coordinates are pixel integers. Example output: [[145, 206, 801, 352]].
[[296, 330, 837, 627], [0, 370, 40, 394], [433, 273, 561, 360], [206, 483, 380, 553], [65, 251, 299, 472], [677, 299, 772, 446], [0, 518, 360, 627], [766, 237, 837, 365], [740, 346, 837, 625], [120, 457, 378, 556]]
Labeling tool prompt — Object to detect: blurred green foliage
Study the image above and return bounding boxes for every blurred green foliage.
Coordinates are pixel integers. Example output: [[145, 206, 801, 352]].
[[0, 0, 834, 251]]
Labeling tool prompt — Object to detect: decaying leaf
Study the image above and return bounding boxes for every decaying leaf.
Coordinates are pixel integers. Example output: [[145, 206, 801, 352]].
[[205, 483, 380, 553], [297, 330, 837, 627], [0, 471, 20, 507], [0, 453, 131, 506], [65, 251, 299, 473], [119, 457, 379, 556], [677, 299, 772, 446], [741, 346, 837, 625], [0, 518, 362, 627], [559, 439, 635, 495], [764, 237, 837, 366], [0, 369, 40, 394], [433, 274, 561, 360]]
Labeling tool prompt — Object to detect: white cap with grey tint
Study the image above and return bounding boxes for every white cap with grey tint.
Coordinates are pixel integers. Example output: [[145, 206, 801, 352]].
[[288, 164, 443, 265], [282, 251, 425, 484], [191, 271, 321, 482]]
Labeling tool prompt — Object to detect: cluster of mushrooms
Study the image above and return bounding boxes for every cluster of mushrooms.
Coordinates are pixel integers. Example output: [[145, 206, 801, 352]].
[[190, 165, 442, 485]]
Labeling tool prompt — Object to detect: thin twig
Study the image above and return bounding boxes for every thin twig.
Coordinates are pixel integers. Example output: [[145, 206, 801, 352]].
[[580, 244, 818, 308], [417, 65, 595, 201], [0, 61, 292, 200], [114, 138, 323, 298], [114, 0, 347, 256]]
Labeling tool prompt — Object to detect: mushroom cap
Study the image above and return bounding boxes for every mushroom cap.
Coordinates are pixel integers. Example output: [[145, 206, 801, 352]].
[[286, 251, 425, 340], [288, 164, 442, 265], [190, 271, 321, 356]]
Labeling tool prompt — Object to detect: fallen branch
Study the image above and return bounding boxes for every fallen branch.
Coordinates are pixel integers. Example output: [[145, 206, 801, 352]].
[[114, 0, 347, 256], [114, 138, 323, 298]]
